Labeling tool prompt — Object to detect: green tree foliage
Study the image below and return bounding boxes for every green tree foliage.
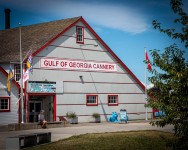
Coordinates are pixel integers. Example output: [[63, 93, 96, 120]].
[[152, 0, 188, 48], [147, 0, 188, 149]]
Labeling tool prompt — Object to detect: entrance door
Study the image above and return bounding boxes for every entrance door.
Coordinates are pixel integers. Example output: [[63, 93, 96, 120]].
[[29, 101, 42, 122]]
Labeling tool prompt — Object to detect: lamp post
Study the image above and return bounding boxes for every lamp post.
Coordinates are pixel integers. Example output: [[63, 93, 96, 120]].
[[19, 23, 24, 123]]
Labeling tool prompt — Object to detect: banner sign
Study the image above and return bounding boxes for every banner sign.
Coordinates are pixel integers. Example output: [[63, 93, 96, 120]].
[[27, 81, 56, 93], [40, 57, 117, 72]]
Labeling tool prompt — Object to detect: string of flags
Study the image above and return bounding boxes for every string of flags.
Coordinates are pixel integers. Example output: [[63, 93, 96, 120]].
[[23, 53, 33, 83], [27, 53, 33, 73], [6, 53, 33, 95]]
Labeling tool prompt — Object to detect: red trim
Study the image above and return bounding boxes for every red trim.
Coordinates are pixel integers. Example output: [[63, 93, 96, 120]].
[[0, 97, 10, 112], [18, 89, 20, 123], [25, 92, 29, 123], [79, 17, 145, 91], [53, 94, 56, 121], [108, 95, 118, 106], [76, 26, 84, 44], [28, 93, 55, 96], [0, 66, 20, 89], [86, 94, 98, 106]]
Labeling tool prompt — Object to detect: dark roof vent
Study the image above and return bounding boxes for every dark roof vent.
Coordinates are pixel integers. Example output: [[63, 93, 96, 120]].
[[4, 8, 11, 29]]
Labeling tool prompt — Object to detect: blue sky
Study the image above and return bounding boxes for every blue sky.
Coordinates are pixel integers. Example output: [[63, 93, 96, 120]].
[[0, 0, 187, 86]]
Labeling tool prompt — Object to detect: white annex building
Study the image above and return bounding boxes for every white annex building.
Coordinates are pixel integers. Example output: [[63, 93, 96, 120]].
[[0, 14, 152, 125]]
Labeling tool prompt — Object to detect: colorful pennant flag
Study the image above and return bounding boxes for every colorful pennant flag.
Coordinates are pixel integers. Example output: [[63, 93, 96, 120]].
[[6, 66, 14, 96], [23, 69, 29, 83], [27, 53, 33, 72], [145, 51, 152, 71]]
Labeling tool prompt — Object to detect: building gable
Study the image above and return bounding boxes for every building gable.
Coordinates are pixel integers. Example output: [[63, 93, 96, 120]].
[[30, 17, 145, 91]]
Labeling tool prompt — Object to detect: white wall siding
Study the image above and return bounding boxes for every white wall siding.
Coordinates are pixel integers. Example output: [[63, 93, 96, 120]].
[[63, 82, 143, 93], [29, 20, 152, 122], [56, 103, 150, 122], [0, 71, 19, 125], [56, 92, 152, 122], [56, 94, 146, 105], [29, 70, 132, 83]]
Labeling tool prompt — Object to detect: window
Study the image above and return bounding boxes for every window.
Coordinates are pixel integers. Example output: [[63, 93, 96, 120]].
[[108, 95, 118, 106], [14, 64, 21, 82], [0, 97, 10, 112], [76, 26, 84, 43], [86, 95, 98, 106]]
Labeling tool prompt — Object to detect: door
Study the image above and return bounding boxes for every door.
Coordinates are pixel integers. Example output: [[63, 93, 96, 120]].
[[29, 101, 42, 122]]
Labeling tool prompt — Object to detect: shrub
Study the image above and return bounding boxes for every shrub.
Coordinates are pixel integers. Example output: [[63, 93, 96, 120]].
[[66, 112, 77, 119], [92, 113, 100, 118]]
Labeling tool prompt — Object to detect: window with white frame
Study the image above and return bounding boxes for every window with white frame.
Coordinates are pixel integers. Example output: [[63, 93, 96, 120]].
[[76, 26, 84, 43], [14, 64, 21, 82], [0, 97, 10, 111], [86, 95, 98, 106], [108, 95, 118, 106]]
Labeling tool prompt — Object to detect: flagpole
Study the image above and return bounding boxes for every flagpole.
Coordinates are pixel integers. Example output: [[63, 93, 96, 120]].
[[19, 23, 24, 124], [145, 47, 148, 120]]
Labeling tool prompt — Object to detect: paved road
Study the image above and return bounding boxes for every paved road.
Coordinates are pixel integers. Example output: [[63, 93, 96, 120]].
[[0, 121, 173, 150]]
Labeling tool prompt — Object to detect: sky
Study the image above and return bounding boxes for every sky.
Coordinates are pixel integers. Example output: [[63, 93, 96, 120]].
[[0, 0, 187, 86]]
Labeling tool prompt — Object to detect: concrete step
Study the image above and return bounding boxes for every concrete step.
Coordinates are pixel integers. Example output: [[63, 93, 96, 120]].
[[8, 121, 68, 131]]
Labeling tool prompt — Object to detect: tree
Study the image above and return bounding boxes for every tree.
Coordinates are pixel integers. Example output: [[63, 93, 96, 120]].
[[152, 0, 188, 48], [147, 0, 188, 149]]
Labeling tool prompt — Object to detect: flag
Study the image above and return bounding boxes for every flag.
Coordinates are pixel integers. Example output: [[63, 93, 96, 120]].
[[6, 66, 14, 96], [27, 53, 33, 72], [23, 69, 29, 83], [145, 51, 152, 71]]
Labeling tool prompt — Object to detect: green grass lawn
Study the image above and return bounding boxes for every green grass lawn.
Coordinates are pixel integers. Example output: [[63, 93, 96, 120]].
[[27, 130, 176, 150]]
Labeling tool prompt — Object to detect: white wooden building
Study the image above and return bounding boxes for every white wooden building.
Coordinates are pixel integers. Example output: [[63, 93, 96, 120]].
[[0, 16, 152, 125]]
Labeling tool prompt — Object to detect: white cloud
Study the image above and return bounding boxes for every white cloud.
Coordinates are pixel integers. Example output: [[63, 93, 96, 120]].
[[58, 2, 148, 34], [0, 0, 148, 34]]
